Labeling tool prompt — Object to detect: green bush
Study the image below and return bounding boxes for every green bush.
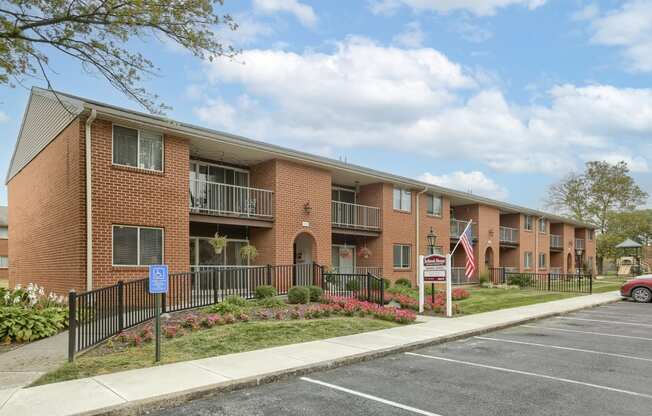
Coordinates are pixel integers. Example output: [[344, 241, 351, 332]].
[[0, 307, 68, 342], [395, 278, 412, 288], [255, 285, 277, 299], [287, 287, 311, 304], [306, 285, 323, 302], [507, 273, 532, 288], [223, 295, 247, 307], [478, 271, 489, 286], [387, 285, 416, 297], [345, 280, 360, 292], [383, 278, 391, 289], [256, 297, 285, 308], [207, 302, 242, 316]]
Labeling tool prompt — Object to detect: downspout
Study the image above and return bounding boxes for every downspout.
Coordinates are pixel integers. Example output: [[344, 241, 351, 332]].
[[415, 187, 428, 277], [85, 109, 97, 291]]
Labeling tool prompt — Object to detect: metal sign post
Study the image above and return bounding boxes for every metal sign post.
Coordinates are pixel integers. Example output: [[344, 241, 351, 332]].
[[148, 265, 169, 363], [445, 254, 452, 317], [419, 254, 449, 316]]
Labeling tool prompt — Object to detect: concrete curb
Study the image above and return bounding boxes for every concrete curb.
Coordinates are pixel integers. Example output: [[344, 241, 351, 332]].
[[92, 295, 622, 416]]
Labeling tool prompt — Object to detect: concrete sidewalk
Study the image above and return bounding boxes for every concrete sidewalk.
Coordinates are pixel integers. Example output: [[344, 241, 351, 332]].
[[0, 291, 621, 416]]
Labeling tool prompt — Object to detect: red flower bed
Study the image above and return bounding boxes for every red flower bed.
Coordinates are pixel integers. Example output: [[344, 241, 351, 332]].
[[321, 295, 416, 324]]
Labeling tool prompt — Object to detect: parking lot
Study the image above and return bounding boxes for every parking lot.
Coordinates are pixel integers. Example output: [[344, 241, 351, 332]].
[[154, 301, 652, 416]]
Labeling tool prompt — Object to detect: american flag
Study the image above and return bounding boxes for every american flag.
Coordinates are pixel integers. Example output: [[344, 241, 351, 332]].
[[460, 223, 476, 278]]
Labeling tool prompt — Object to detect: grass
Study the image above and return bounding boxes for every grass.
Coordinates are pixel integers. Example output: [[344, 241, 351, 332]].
[[32, 317, 398, 386], [455, 287, 577, 315], [592, 277, 627, 293]]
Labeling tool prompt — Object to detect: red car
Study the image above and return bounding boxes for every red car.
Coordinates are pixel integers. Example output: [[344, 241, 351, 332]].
[[621, 275, 652, 303]]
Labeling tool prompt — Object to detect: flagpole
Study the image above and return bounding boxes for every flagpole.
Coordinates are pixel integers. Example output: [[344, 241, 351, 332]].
[[451, 219, 473, 256], [447, 219, 472, 318]]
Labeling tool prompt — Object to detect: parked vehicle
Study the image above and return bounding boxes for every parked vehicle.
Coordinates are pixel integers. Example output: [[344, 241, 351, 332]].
[[620, 275, 652, 303]]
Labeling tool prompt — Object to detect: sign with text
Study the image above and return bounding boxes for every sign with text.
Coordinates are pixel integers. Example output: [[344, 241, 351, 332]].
[[423, 254, 447, 282], [148, 265, 169, 294]]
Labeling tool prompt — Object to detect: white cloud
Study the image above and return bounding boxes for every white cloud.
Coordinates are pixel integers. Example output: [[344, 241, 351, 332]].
[[369, 0, 546, 16], [393, 22, 425, 48], [571, 3, 599, 21], [253, 0, 318, 28], [586, 1, 652, 72], [0, 111, 8, 124], [196, 37, 652, 175], [419, 171, 508, 199], [454, 21, 493, 43], [217, 13, 274, 46]]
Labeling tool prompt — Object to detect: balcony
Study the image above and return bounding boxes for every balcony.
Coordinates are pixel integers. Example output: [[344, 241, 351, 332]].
[[190, 179, 274, 220], [499, 226, 519, 245], [450, 219, 477, 240], [332, 201, 381, 232], [550, 234, 563, 250]]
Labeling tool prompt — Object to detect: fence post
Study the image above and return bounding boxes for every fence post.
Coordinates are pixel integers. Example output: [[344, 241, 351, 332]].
[[380, 278, 384, 305], [589, 274, 593, 294], [313, 263, 318, 286], [267, 264, 272, 286], [213, 269, 219, 304], [68, 290, 77, 362], [321, 266, 327, 291], [367, 273, 372, 301], [117, 281, 124, 332], [547, 273, 551, 291]]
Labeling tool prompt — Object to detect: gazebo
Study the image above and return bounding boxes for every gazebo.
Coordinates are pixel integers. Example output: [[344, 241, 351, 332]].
[[615, 239, 643, 276]]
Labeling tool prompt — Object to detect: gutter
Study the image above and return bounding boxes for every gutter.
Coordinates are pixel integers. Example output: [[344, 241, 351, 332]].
[[415, 187, 428, 278], [85, 109, 97, 291]]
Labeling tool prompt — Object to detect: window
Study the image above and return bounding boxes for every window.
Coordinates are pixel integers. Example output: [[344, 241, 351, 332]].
[[0, 226, 6, 239], [538, 218, 547, 233], [332, 188, 356, 203], [393, 188, 411, 212], [113, 125, 163, 171], [190, 237, 248, 267], [426, 194, 443, 216], [113, 225, 163, 266], [427, 246, 443, 255], [0, 256, 7, 268], [524, 215, 533, 231], [538, 252, 546, 269], [524, 251, 533, 269], [588, 230, 594, 241], [393, 244, 411, 269]]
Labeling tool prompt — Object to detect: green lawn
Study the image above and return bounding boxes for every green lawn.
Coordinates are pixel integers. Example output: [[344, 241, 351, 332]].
[[592, 277, 627, 293], [455, 287, 578, 315], [32, 317, 398, 386]]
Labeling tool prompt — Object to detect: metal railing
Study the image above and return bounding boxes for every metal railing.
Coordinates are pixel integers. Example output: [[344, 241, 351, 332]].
[[550, 267, 562, 274], [190, 179, 273, 219], [332, 266, 383, 277], [575, 238, 585, 250], [331, 201, 381, 230], [451, 267, 478, 285], [450, 219, 477, 239], [550, 235, 563, 249], [504, 271, 592, 294], [499, 226, 519, 244], [322, 273, 384, 305]]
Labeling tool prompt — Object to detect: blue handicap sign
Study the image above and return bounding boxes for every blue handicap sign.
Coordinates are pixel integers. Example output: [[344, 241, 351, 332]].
[[148, 265, 169, 294]]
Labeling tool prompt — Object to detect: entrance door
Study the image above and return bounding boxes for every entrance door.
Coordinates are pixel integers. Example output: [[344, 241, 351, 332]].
[[332, 245, 355, 274]]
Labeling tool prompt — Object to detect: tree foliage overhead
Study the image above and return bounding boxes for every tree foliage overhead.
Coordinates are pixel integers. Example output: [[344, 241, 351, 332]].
[[546, 161, 648, 233], [0, 0, 238, 113], [597, 210, 652, 261]]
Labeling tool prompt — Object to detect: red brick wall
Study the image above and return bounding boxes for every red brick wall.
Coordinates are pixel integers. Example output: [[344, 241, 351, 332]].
[[89, 118, 189, 288], [249, 160, 277, 266], [7, 119, 86, 294], [452, 204, 500, 274], [379, 183, 416, 283]]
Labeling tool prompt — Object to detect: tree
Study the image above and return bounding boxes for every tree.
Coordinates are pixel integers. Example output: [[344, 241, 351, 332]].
[[0, 0, 238, 113], [597, 210, 652, 262], [546, 161, 648, 233]]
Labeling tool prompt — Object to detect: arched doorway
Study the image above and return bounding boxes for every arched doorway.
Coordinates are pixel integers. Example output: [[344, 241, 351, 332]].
[[484, 246, 494, 270], [293, 232, 316, 286], [567, 253, 572, 273]]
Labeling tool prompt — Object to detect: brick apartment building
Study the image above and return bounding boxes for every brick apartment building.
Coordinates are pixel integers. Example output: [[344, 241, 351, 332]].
[[6, 89, 596, 294], [0, 206, 7, 287]]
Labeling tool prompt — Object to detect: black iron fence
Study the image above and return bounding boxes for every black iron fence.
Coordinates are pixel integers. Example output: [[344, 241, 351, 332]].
[[322, 272, 384, 305], [68, 264, 384, 360], [504, 271, 593, 294]]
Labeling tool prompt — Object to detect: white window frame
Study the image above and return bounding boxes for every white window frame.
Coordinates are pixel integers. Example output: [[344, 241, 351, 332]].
[[524, 251, 533, 269], [190, 236, 250, 267], [524, 215, 533, 231], [112, 124, 164, 172], [331, 186, 357, 204], [538, 218, 547, 233], [0, 256, 8, 268], [190, 160, 250, 186], [112, 225, 164, 267], [426, 194, 443, 217], [393, 244, 411, 269], [393, 187, 412, 212], [538, 252, 546, 269]]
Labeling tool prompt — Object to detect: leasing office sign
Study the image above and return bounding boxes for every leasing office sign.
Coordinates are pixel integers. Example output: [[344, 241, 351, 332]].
[[423, 254, 447, 282]]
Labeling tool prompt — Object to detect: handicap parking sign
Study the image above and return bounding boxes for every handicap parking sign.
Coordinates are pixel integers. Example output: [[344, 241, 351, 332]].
[[148, 265, 169, 294]]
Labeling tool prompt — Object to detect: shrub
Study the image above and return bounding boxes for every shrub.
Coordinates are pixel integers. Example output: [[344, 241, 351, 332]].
[[395, 278, 412, 288], [255, 285, 277, 299], [207, 302, 242, 316], [383, 278, 391, 289], [451, 288, 471, 300], [306, 285, 323, 302], [287, 287, 311, 304], [223, 295, 247, 307], [478, 271, 489, 286], [0, 307, 68, 342], [387, 285, 416, 297], [1, 283, 66, 309], [507, 273, 532, 288], [345, 280, 360, 292], [256, 297, 285, 308]]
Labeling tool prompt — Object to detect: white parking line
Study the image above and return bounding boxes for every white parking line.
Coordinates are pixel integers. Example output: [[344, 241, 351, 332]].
[[475, 336, 652, 363], [300, 377, 444, 416], [557, 317, 652, 328], [521, 325, 652, 341], [405, 353, 652, 400], [577, 311, 648, 320]]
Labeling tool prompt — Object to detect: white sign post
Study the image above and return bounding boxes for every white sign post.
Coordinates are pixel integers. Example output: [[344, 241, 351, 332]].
[[418, 254, 451, 317]]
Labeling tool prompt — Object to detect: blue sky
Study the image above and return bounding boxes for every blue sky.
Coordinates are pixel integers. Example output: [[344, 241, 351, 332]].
[[1, 0, 651, 209]]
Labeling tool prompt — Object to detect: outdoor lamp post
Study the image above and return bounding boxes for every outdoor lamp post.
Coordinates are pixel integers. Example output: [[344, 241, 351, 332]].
[[426, 227, 437, 254]]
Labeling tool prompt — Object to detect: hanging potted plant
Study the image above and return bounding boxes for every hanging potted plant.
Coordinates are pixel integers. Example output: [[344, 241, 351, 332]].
[[340, 247, 352, 258], [358, 247, 372, 259], [240, 244, 259, 262], [209, 234, 228, 255]]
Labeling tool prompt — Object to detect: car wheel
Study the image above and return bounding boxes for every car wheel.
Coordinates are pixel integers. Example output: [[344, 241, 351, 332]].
[[631, 287, 652, 303]]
